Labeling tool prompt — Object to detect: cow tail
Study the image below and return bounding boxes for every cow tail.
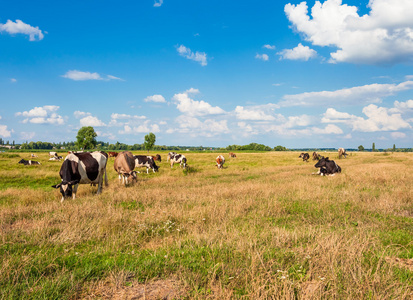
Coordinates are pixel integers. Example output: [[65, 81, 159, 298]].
[[104, 168, 108, 186]]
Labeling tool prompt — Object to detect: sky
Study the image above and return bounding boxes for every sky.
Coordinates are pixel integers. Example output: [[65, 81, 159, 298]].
[[1, 0, 413, 149]]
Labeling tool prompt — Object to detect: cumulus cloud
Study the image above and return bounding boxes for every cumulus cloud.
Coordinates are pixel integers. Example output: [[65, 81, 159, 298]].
[[169, 115, 229, 137], [255, 53, 269, 61], [111, 113, 146, 120], [74, 111, 91, 119], [144, 94, 166, 103], [263, 44, 276, 50], [0, 19, 44, 41], [154, 0, 163, 7], [176, 45, 207, 66], [391, 132, 407, 138], [234, 105, 278, 121], [0, 125, 12, 138], [280, 81, 413, 107], [284, 0, 413, 65], [79, 116, 106, 127], [393, 99, 413, 111], [172, 89, 225, 116], [62, 70, 123, 81], [277, 43, 317, 61], [16, 105, 64, 125], [119, 121, 160, 134], [322, 105, 411, 132]]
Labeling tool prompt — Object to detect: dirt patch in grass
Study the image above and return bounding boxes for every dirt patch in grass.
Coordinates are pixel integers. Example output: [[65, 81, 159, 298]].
[[385, 257, 413, 271], [82, 277, 188, 299]]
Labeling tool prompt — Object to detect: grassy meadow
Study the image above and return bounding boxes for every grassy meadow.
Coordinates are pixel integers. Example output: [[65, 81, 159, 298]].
[[0, 151, 412, 299]]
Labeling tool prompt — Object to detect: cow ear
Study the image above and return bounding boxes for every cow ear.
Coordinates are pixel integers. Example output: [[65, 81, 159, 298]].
[[52, 183, 61, 189], [325, 157, 329, 160]]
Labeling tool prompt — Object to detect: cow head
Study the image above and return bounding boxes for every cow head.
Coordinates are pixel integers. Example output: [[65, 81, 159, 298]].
[[18, 159, 26, 164], [182, 157, 187, 168], [52, 180, 79, 200], [314, 157, 329, 168], [155, 154, 162, 162]]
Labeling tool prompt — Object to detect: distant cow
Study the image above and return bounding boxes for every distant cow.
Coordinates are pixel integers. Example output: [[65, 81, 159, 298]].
[[313, 157, 341, 176], [114, 151, 137, 185], [30, 153, 38, 158], [312, 152, 322, 160], [170, 153, 187, 168], [216, 155, 225, 169], [108, 152, 119, 158], [49, 156, 63, 161], [299, 153, 310, 162], [49, 151, 58, 157], [229, 152, 237, 158], [18, 159, 40, 165], [52, 151, 108, 202], [167, 152, 177, 162], [338, 148, 347, 159], [134, 155, 159, 174], [152, 154, 161, 162]]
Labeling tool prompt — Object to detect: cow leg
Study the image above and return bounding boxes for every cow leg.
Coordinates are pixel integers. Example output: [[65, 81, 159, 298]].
[[97, 173, 104, 194], [60, 196, 65, 203], [72, 184, 79, 199]]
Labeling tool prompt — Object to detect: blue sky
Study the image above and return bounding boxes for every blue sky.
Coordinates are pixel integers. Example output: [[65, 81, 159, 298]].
[[1, 0, 413, 148]]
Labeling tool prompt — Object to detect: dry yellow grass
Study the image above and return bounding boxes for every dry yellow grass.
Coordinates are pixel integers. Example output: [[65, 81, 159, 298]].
[[0, 151, 412, 299]]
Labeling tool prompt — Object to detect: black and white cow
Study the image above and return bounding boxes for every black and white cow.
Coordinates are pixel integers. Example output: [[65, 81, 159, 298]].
[[49, 156, 63, 161], [52, 151, 108, 202], [134, 155, 159, 174], [299, 152, 310, 162], [49, 151, 58, 157], [167, 152, 177, 162], [169, 153, 187, 168], [18, 159, 41, 165], [313, 157, 341, 176]]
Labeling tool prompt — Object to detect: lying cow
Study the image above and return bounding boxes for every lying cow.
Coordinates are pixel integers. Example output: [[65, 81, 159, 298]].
[[49, 156, 63, 161], [30, 153, 38, 158], [338, 148, 347, 159], [312, 152, 322, 160], [299, 153, 310, 162], [169, 153, 187, 168], [114, 151, 137, 185], [313, 157, 341, 176], [52, 151, 108, 202], [134, 155, 159, 174], [18, 159, 41, 165], [167, 152, 177, 162], [49, 151, 58, 157], [216, 155, 225, 169]]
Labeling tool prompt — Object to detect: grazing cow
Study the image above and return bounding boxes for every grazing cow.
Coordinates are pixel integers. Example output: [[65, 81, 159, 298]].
[[216, 155, 225, 169], [114, 151, 137, 185], [299, 153, 310, 162], [229, 152, 237, 158], [49, 151, 58, 157], [108, 151, 119, 158], [18, 159, 41, 165], [134, 155, 159, 174], [154, 154, 161, 162], [30, 153, 38, 158], [167, 152, 177, 162], [52, 151, 108, 202], [313, 157, 341, 176], [170, 153, 187, 168], [312, 152, 322, 160], [338, 148, 347, 159]]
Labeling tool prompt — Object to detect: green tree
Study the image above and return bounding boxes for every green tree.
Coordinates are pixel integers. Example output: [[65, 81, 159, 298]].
[[76, 126, 97, 150], [144, 132, 156, 153], [372, 142, 376, 152], [274, 145, 287, 151], [358, 145, 364, 152], [393, 144, 396, 152]]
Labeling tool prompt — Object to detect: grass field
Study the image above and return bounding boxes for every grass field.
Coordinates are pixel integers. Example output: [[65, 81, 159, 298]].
[[0, 151, 412, 299]]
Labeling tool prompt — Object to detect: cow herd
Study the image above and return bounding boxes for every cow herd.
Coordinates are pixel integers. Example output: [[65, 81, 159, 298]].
[[15, 148, 348, 201]]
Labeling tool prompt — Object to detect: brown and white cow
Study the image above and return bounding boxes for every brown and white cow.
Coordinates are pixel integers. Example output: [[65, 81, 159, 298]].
[[108, 151, 118, 158], [151, 154, 161, 162], [312, 152, 322, 160], [229, 152, 237, 158], [169, 153, 187, 168], [52, 151, 108, 202], [30, 153, 38, 158], [299, 153, 310, 162], [134, 155, 159, 174], [114, 151, 137, 185], [167, 152, 177, 162], [338, 148, 347, 159], [216, 155, 225, 169]]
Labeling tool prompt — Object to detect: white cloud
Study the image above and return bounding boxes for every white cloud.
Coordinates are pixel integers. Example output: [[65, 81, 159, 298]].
[[285, 0, 413, 65], [62, 70, 122, 81], [79, 116, 106, 127], [74, 111, 91, 119], [391, 132, 406, 138], [16, 106, 64, 125], [263, 44, 276, 50], [322, 105, 412, 132], [280, 81, 413, 107], [10, 78, 17, 83], [172, 89, 225, 116], [255, 53, 269, 61], [0, 125, 11, 138], [177, 45, 208, 66], [234, 105, 277, 121], [0, 19, 44, 41], [111, 113, 146, 120], [393, 99, 413, 110], [20, 132, 36, 140], [144, 94, 166, 103], [119, 121, 160, 134], [277, 43, 317, 61], [171, 115, 229, 137], [154, 0, 163, 7]]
